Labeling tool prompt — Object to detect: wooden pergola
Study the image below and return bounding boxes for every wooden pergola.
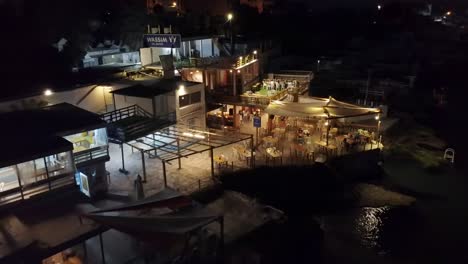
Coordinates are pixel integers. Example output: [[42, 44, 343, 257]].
[[122, 124, 254, 185]]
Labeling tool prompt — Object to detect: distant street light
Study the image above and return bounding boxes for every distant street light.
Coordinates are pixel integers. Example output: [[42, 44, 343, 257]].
[[377, 5, 382, 10], [172, 1, 177, 7], [227, 13, 234, 55], [317, 59, 320, 72], [446, 11, 452, 16], [44, 89, 53, 96]]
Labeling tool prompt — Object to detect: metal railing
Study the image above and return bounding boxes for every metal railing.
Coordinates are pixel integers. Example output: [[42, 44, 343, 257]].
[[240, 89, 289, 106], [172, 177, 220, 195], [112, 111, 177, 143], [0, 172, 76, 208], [74, 147, 109, 165], [174, 57, 229, 68], [101, 105, 153, 124]]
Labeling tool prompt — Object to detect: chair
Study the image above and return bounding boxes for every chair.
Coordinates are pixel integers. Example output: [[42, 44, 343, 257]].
[[330, 127, 338, 135], [315, 154, 327, 163], [444, 148, 455, 163]]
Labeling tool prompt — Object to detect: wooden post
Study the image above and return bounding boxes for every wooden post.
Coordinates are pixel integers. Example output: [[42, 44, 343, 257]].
[[177, 138, 181, 169], [162, 160, 167, 188], [14, 165, 24, 200], [256, 127, 259, 146], [326, 121, 331, 146], [43, 157, 52, 190], [210, 147, 215, 178], [119, 144, 128, 174], [250, 136, 255, 168], [99, 233, 106, 264]]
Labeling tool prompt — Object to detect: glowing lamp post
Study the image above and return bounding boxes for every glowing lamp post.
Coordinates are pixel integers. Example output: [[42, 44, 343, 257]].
[[44, 89, 53, 96], [375, 115, 381, 142], [227, 13, 234, 55]]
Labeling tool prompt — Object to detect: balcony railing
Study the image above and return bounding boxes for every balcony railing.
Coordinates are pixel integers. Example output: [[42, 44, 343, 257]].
[[73, 147, 110, 166], [239, 89, 289, 106], [0, 172, 76, 208], [174, 57, 236, 69], [101, 104, 153, 124]]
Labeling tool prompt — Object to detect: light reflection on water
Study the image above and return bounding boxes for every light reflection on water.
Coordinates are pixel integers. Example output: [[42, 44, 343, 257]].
[[321, 206, 393, 256], [353, 207, 389, 254]]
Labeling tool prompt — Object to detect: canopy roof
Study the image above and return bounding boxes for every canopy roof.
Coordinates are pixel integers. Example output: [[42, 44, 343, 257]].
[[265, 96, 381, 119], [126, 123, 252, 162]]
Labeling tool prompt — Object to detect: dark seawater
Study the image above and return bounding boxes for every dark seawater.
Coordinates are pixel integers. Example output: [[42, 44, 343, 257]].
[[321, 203, 468, 263]]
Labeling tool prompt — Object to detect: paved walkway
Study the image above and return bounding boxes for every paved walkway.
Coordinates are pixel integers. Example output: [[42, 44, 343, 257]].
[[106, 141, 253, 196]]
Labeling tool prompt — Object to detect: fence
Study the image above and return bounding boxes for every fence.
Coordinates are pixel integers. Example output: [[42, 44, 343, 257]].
[[74, 147, 109, 165], [101, 104, 153, 124], [171, 177, 220, 195]]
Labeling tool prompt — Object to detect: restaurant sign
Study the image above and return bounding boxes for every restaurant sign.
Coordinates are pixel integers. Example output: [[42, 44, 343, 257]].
[[143, 34, 181, 48], [253, 116, 261, 128]]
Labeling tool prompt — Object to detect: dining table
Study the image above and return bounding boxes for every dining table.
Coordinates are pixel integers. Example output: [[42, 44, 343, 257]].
[[233, 145, 255, 166], [266, 147, 283, 165], [315, 141, 338, 156], [214, 155, 228, 169]]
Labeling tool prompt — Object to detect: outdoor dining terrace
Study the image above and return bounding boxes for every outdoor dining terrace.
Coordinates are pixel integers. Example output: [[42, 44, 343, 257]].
[[241, 117, 384, 167]]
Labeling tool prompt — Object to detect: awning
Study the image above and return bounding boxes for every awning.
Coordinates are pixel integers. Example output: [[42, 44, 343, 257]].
[[265, 96, 380, 119]]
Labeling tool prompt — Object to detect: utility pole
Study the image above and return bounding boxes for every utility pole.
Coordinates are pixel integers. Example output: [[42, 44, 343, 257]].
[[365, 69, 372, 106], [227, 13, 234, 55]]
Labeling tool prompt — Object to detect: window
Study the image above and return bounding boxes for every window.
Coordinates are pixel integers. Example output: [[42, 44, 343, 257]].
[[179, 91, 202, 108], [45, 152, 74, 178], [64, 127, 108, 153], [0, 166, 20, 192], [0, 151, 76, 206], [191, 91, 201, 104], [179, 95, 190, 107]]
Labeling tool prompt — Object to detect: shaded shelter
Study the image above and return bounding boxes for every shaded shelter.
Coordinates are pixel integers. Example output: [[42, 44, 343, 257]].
[[265, 96, 381, 145]]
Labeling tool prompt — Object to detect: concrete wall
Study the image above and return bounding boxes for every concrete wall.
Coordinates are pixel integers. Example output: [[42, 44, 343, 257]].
[[154, 92, 175, 117], [175, 83, 206, 128], [140, 47, 174, 66], [201, 39, 213, 57], [140, 48, 153, 66], [113, 94, 154, 115]]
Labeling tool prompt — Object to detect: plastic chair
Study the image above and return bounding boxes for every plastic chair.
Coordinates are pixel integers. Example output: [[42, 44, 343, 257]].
[[444, 148, 455, 163]]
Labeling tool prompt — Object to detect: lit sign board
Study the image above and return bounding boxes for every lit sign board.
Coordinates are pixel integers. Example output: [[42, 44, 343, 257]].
[[79, 173, 91, 197], [143, 34, 181, 48], [253, 116, 261, 128]]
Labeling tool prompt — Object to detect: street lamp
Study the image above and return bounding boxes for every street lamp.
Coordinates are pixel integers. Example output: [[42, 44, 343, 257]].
[[227, 13, 234, 55], [317, 59, 320, 72], [446, 11, 451, 16], [44, 89, 53, 96], [377, 5, 382, 10]]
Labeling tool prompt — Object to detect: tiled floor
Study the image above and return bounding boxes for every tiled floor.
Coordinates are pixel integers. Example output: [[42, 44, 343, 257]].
[[106, 140, 253, 196]]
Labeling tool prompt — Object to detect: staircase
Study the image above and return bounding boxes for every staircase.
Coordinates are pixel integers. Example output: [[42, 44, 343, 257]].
[[101, 105, 176, 143]]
